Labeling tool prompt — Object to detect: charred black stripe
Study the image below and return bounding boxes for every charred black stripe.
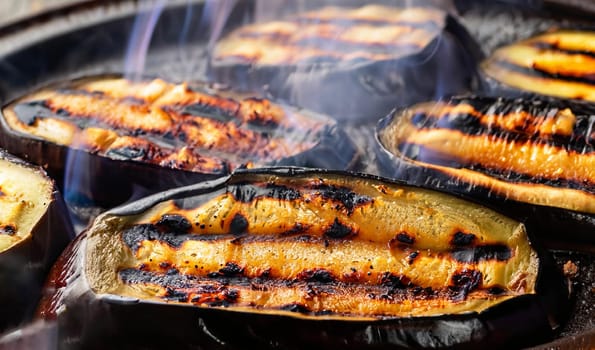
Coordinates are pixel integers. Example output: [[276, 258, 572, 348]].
[[178, 102, 238, 124], [293, 18, 441, 30], [119, 268, 499, 313], [156, 214, 192, 233], [491, 59, 595, 86], [122, 224, 344, 252], [532, 41, 595, 60], [451, 232, 476, 246], [324, 218, 356, 239], [229, 183, 303, 203], [450, 245, 512, 263], [409, 111, 595, 154], [311, 183, 373, 214], [398, 142, 595, 192], [297, 269, 337, 283], [292, 38, 423, 55]]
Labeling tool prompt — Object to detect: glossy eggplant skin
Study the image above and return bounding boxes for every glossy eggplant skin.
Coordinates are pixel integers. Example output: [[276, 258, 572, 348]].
[[37, 168, 568, 349], [375, 96, 595, 251], [210, 7, 482, 125], [0, 76, 358, 209], [0, 149, 73, 332]]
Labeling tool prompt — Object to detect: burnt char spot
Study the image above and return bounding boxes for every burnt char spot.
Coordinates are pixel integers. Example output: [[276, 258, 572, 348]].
[[223, 289, 239, 302], [324, 218, 355, 239], [450, 269, 483, 301], [280, 223, 309, 236], [297, 269, 336, 283], [218, 262, 244, 277], [230, 183, 302, 203], [106, 146, 147, 160], [229, 213, 249, 235], [0, 225, 16, 235], [451, 232, 476, 246], [396, 232, 415, 245], [407, 251, 419, 265], [487, 286, 506, 295], [156, 214, 192, 233], [451, 245, 512, 263], [121, 224, 162, 253], [280, 303, 311, 314], [312, 184, 372, 214], [121, 224, 229, 252], [13, 100, 53, 125], [181, 102, 237, 124], [380, 273, 412, 294], [119, 268, 193, 289], [165, 288, 188, 302]]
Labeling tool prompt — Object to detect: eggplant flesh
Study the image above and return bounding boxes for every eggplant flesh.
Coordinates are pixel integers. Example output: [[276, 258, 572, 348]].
[[376, 95, 595, 249], [0, 77, 357, 207], [37, 168, 567, 349], [481, 29, 595, 101], [211, 5, 482, 124], [0, 149, 72, 332]]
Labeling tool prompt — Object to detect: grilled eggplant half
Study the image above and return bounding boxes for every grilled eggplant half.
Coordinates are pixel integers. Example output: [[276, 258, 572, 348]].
[[481, 28, 595, 101], [211, 5, 481, 124], [376, 96, 595, 250], [37, 168, 567, 349], [0, 76, 357, 207], [0, 149, 72, 331]]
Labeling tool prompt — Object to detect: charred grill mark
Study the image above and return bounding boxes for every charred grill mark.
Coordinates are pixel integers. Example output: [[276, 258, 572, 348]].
[[398, 142, 595, 192], [179, 102, 238, 124], [451, 232, 476, 247], [450, 269, 483, 301], [450, 245, 512, 263], [0, 224, 16, 235], [229, 213, 249, 235], [531, 40, 595, 59], [410, 110, 594, 154], [492, 58, 595, 86], [229, 183, 303, 203], [105, 145, 149, 161], [208, 262, 245, 278], [156, 214, 192, 233], [280, 223, 310, 236], [119, 266, 513, 314], [311, 183, 373, 214], [324, 218, 356, 239], [291, 37, 422, 54], [297, 269, 337, 284], [293, 18, 441, 30]]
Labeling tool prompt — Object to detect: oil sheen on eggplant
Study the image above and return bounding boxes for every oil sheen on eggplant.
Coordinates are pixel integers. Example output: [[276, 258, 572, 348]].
[[0, 149, 72, 332], [481, 29, 595, 101], [0, 76, 357, 206], [211, 4, 481, 124], [37, 168, 567, 349], [376, 96, 595, 248]]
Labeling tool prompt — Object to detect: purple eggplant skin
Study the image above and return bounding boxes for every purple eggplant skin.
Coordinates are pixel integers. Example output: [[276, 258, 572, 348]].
[[209, 15, 483, 125], [36, 167, 569, 350], [0, 149, 74, 332]]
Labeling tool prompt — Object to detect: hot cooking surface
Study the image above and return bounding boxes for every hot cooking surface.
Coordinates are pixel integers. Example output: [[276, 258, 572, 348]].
[[0, 0, 592, 348]]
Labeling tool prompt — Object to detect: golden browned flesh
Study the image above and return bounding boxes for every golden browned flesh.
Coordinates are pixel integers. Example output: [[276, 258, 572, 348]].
[[2, 78, 329, 173]]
